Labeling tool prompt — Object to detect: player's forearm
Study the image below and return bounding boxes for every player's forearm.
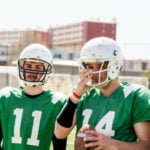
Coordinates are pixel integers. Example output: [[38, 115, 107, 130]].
[[55, 111, 76, 139], [55, 96, 77, 139], [57, 97, 77, 127], [110, 139, 150, 150], [55, 122, 74, 139]]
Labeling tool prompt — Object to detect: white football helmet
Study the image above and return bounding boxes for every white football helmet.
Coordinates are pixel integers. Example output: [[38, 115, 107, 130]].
[[18, 43, 53, 87], [80, 37, 124, 88]]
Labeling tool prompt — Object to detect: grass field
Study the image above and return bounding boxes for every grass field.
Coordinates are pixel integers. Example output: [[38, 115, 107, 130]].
[[66, 128, 76, 150]]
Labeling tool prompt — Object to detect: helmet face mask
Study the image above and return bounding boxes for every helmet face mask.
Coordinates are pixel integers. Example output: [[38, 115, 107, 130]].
[[18, 59, 52, 87], [18, 44, 53, 87], [80, 61, 110, 88], [80, 37, 123, 88]]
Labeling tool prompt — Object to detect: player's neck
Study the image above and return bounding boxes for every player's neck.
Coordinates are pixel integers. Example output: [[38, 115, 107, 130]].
[[100, 79, 121, 97], [23, 85, 44, 96]]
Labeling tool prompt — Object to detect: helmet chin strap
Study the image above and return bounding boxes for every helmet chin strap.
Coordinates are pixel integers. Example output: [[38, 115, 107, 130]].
[[94, 79, 110, 89], [20, 80, 44, 88]]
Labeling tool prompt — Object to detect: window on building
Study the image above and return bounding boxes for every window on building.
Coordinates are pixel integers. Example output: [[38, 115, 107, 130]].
[[68, 53, 73, 60], [0, 61, 6, 65], [1, 51, 6, 55], [142, 62, 147, 70], [54, 53, 62, 59]]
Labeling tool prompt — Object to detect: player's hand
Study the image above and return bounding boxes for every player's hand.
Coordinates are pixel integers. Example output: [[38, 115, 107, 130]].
[[74, 69, 92, 96]]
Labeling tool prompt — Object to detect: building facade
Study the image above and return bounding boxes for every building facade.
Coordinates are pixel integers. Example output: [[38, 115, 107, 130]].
[[0, 45, 9, 65], [0, 30, 22, 45], [49, 21, 116, 50], [124, 59, 150, 71], [0, 29, 49, 65], [0, 29, 49, 46]]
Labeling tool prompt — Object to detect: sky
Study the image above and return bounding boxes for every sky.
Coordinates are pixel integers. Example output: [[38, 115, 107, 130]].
[[0, 0, 150, 59]]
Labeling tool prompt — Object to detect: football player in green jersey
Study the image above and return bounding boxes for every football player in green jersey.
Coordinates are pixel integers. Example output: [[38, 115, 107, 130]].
[[0, 43, 67, 150], [55, 37, 150, 150]]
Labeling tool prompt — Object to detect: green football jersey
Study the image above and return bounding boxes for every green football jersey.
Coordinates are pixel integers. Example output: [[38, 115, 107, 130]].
[[76, 82, 150, 142], [0, 87, 66, 150]]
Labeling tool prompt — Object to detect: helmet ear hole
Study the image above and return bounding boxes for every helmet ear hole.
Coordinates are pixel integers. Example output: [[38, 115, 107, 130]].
[[108, 61, 122, 80], [80, 62, 87, 69]]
